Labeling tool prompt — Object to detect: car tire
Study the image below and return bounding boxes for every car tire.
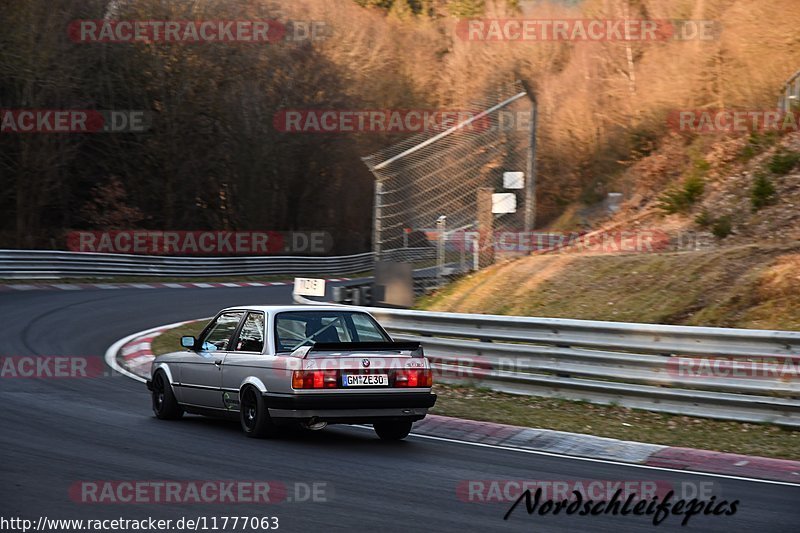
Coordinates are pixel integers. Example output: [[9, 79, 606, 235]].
[[152, 371, 184, 420], [373, 420, 413, 441], [240, 386, 277, 438]]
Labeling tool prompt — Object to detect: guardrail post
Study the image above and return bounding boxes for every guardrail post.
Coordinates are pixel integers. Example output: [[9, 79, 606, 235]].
[[332, 286, 345, 304], [436, 215, 447, 286]]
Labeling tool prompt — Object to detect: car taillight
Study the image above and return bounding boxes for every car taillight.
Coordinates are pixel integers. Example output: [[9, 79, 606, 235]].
[[395, 368, 432, 388], [292, 370, 338, 389]]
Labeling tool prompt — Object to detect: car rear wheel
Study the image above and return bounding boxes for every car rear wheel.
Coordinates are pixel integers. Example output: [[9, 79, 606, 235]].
[[373, 420, 413, 441], [240, 386, 277, 438], [152, 371, 183, 420]]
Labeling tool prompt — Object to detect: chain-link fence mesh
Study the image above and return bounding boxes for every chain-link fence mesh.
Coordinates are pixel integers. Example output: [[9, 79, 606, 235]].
[[363, 81, 535, 277]]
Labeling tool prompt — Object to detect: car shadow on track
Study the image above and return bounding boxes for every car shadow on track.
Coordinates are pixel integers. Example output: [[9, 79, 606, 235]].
[[159, 414, 413, 450]]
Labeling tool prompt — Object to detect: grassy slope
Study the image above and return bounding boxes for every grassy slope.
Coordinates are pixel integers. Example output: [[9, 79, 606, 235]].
[[418, 242, 800, 331]]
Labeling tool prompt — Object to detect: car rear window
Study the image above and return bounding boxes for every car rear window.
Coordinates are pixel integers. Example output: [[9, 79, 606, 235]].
[[274, 311, 390, 352]]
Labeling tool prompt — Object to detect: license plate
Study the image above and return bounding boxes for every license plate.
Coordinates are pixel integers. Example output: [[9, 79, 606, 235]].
[[342, 374, 388, 387]]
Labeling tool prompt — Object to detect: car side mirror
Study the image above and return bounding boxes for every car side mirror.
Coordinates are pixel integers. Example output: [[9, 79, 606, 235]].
[[181, 336, 197, 349]]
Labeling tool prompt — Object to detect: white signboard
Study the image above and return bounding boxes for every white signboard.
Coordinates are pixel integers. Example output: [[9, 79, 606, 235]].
[[492, 193, 517, 214], [294, 277, 326, 297], [503, 171, 525, 190]]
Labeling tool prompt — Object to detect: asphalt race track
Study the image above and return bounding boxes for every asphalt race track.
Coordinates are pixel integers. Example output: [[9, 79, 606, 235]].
[[1, 286, 798, 532]]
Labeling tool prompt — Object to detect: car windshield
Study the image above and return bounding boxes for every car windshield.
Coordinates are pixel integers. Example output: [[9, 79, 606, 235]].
[[274, 311, 390, 352]]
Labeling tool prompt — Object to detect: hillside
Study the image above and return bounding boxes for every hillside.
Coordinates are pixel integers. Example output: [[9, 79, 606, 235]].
[[420, 131, 800, 330]]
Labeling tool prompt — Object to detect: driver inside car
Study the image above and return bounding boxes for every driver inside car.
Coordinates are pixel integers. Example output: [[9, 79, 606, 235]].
[[305, 319, 341, 344]]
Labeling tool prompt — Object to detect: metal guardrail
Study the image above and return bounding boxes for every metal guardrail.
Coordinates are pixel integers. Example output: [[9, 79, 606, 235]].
[[0, 248, 446, 279], [0, 250, 376, 279], [293, 290, 800, 427]]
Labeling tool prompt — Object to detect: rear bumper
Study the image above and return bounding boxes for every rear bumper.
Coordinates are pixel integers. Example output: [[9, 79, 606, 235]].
[[263, 392, 436, 422], [264, 392, 436, 410]]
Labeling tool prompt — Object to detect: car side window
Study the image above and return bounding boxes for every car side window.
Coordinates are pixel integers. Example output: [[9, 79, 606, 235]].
[[201, 312, 244, 351], [234, 312, 265, 353], [275, 317, 307, 352]]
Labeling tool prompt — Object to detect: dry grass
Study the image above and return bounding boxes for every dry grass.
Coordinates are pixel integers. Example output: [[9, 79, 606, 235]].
[[419, 242, 800, 330], [432, 384, 800, 460], [151, 322, 205, 356]]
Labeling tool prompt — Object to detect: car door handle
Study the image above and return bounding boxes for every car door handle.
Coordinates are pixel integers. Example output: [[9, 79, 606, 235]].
[[214, 359, 223, 367]]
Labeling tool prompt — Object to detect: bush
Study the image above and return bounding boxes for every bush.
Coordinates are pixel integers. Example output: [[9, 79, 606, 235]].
[[695, 209, 734, 237], [739, 131, 779, 161], [751, 173, 776, 211], [693, 158, 711, 174], [658, 174, 705, 214], [683, 173, 705, 201], [657, 188, 689, 214], [711, 215, 733, 238], [695, 209, 713, 227], [768, 150, 800, 175]]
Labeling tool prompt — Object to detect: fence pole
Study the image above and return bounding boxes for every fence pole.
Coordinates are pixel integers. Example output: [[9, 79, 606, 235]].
[[372, 180, 383, 261], [437, 215, 446, 285], [472, 234, 479, 271], [524, 90, 538, 232], [477, 188, 494, 268]]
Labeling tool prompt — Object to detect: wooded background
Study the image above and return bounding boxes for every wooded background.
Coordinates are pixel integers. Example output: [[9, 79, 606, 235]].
[[1, 0, 797, 253]]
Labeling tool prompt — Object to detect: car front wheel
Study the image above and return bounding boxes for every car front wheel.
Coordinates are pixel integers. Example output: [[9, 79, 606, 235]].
[[240, 386, 277, 438], [152, 371, 183, 420], [373, 420, 413, 441]]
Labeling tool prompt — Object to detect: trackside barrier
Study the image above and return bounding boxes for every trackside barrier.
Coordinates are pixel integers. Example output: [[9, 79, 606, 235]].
[[293, 290, 800, 427], [0, 248, 447, 279], [0, 250, 376, 279]]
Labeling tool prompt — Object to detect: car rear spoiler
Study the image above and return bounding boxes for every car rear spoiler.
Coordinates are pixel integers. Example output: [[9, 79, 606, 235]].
[[291, 341, 424, 359]]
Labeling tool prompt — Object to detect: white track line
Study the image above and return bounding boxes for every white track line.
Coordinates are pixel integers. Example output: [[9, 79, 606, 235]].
[[395, 430, 800, 487], [104, 320, 205, 383]]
